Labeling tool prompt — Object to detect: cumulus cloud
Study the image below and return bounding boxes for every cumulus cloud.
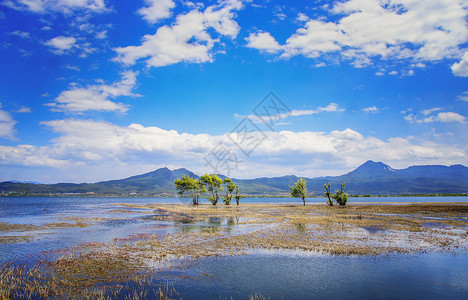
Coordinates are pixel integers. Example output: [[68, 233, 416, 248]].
[[0, 145, 68, 167], [296, 12, 309, 22], [245, 31, 281, 53], [138, 0, 175, 24], [0, 106, 16, 139], [46, 71, 139, 113], [249, 0, 468, 74], [114, 0, 243, 67], [451, 52, 468, 77], [3, 0, 108, 14], [0, 120, 465, 179], [435, 112, 466, 123], [45, 36, 76, 54]]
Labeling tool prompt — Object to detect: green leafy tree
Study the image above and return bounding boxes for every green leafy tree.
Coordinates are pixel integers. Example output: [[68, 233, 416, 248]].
[[234, 185, 243, 205], [331, 183, 349, 206], [290, 177, 308, 206], [324, 182, 334, 206], [223, 178, 236, 205], [200, 174, 223, 205], [174, 175, 203, 205]]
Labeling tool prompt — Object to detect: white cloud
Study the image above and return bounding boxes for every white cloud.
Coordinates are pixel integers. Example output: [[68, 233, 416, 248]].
[[435, 112, 466, 123], [64, 65, 80, 71], [275, 12, 286, 21], [0, 105, 17, 139], [421, 107, 442, 116], [9, 30, 31, 39], [318, 103, 344, 112], [246, 31, 281, 53], [296, 12, 309, 22], [0, 145, 69, 167], [3, 0, 108, 14], [282, 19, 344, 59], [362, 106, 379, 113], [253, 0, 468, 74], [114, 0, 243, 67], [138, 0, 175, 24], [1, 120, 465, 180], [457, 91, 468, 102], [45, 36, 76, 54], [404, 110, 465, 124], [14, 106, 32, 113], [451, 51, 468, 77], [46, 71, 139, 113], [236, 103, 345, 123], [95, 30, 107, 39]]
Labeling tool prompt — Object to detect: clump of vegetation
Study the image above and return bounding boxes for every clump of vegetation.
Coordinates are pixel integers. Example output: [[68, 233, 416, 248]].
[[223, 178, 236, 205], [175, 174, 242, 206], [200, 174, 224, 205], [324, 182, 349, 206], [324, 182, 333, 206], [234, 185, 242, 205], [332, 183, 349, 206], [174, 175, 206, 205], [290, 178, 308, 206]]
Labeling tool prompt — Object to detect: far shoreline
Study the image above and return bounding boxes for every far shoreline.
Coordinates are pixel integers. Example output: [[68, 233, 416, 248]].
[[1, 193, 468, 198]]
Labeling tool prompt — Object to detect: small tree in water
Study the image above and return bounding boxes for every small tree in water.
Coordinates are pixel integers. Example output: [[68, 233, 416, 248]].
[[290, 177, 308, 206], [200, 174, 223, 205], [324, 182, 333, 206], [234, 185, 242, 205], [332, 183, 349, 206], [174, 175, 204, 205], [223, 178, 236, 205]]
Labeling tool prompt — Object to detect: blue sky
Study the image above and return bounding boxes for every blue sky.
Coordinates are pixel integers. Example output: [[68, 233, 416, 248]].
[[0, 0, 467, 183]]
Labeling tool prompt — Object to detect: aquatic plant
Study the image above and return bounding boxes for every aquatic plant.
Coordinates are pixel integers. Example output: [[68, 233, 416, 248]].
[[290, 178, 308, 206]]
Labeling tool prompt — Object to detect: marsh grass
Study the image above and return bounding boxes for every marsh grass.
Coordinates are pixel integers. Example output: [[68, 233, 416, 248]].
[[0, 217, 98, 234], [1, 203, 467, 298]]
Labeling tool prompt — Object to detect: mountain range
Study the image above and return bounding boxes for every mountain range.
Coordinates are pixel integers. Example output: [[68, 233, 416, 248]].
[[1, 161, 467, 195]]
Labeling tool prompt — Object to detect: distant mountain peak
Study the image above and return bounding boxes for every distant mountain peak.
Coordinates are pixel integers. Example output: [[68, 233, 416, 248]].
[[173, 167, 192, 173], [342, 160, 396, 180], [357, 160, 394, 171]]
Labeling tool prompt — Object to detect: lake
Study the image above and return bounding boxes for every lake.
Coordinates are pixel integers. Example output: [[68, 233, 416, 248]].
[[1, 196, 468, 299]]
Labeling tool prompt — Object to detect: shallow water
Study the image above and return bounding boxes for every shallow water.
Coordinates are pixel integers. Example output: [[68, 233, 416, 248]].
[[1, 196, 468, 299], [161, 252, 468, 299], [1, 196, 467, 264]]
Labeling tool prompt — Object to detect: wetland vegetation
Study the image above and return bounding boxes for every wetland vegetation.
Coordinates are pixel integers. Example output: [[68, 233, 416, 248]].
[[1, 198, 468, 299]]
